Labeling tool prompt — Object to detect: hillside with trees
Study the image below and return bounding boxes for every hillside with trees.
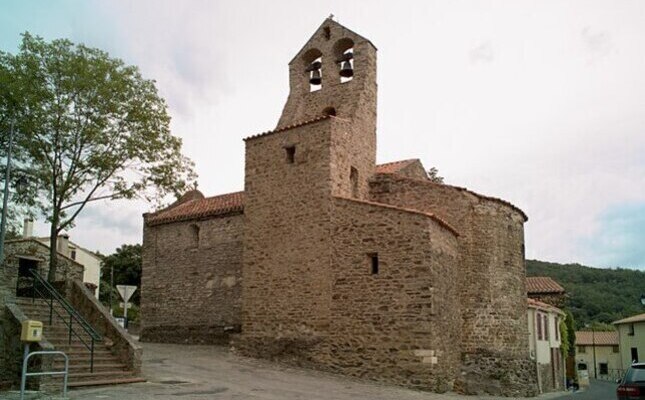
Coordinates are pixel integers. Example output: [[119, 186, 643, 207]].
[[527, 259, 645, 329]]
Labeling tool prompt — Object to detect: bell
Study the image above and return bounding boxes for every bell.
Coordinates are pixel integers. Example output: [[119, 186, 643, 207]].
[[339, 61, 353, 78], [309, 69, 322, 85]]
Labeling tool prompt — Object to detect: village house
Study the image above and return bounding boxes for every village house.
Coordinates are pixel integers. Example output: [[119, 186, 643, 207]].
[[527, 298, 565, 393], [527, 276, 566, 308], [575, 330, 622, 381], [614, 313, 645, 369], [141, 18, 538, 396]]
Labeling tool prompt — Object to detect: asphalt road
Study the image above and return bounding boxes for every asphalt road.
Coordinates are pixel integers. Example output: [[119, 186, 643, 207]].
[[554, 379, 617, 400]]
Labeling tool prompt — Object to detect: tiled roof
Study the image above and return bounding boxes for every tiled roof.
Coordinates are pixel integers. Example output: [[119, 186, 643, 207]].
[[145, 191, 244, 226], [244, 115, 331, 141], [526, 277, 565, 295], [613, 313, 645, 325], [575, 331, 619, 346], [375, 159, 418, 174], [527, 298, 564, 315]]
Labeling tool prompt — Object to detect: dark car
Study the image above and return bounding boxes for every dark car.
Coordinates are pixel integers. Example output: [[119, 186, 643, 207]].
[[617, 363, 645, 399]]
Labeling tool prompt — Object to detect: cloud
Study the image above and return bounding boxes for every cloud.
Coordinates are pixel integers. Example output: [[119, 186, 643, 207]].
[[581, 26, 613, 64], [579, 203, 645, 269], [469, 41, 494, 64]]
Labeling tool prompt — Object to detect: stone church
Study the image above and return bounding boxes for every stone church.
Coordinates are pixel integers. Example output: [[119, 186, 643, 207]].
[[141, 18, 538, 396]]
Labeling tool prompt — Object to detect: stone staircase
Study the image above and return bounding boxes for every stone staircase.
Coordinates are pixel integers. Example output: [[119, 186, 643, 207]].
[[15, 297, 145, 388]]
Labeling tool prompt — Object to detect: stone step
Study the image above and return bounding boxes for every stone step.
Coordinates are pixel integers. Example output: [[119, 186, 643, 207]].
[[52, 355, 117, 365], [67, 376, 146, 388], [66, 363, 128, 373]]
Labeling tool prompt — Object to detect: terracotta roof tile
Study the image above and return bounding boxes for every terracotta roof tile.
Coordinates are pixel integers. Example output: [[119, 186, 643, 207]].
[[527, 298, 564, 315], [613, 313, 645, 325], [526, 277, 565, 295], [375, 159, 418, 174], [146, 191, 244, 226], [244, 115, 331, 141], [575, 331, 619, 346]]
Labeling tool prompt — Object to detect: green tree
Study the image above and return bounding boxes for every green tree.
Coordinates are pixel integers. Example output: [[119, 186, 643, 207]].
[[427, 167, 444, 184], [100, 244, 142, 306], [0, 33, 196, 281], [565, 310, 576, 356]]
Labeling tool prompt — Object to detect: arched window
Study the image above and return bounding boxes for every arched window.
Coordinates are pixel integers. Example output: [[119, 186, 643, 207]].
[[333, 38, 354, 83], [302, 48, 323, 92], [323, 107, 336, 117]]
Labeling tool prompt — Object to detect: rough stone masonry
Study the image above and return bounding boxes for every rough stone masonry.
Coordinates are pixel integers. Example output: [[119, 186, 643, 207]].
[[140, 18, 539, 397]]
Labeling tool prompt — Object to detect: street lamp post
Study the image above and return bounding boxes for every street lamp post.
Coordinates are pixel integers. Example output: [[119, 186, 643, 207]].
[[0, 121, 15, 265]]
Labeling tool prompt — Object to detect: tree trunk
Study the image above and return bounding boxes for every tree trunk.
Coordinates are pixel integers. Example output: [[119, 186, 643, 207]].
[[47, 224, 58, 282]]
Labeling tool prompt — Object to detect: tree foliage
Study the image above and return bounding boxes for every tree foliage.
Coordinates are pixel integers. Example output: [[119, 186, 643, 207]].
[[0, 33, 196, 280], [100, 244, 142, 306], [527, 259, 645, 328], [427, 167, 444, 184]]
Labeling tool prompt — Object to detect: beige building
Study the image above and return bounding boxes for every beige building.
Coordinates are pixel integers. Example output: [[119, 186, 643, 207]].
[[527, 298, 565, 392], [614, 313, 645, 369], [141, 18, 538, 397], [22, 220, 102, 298], [575, 331, 621, 380]]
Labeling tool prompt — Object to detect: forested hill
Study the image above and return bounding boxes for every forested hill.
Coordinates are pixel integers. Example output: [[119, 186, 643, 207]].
[[526, 259, 645, 328]]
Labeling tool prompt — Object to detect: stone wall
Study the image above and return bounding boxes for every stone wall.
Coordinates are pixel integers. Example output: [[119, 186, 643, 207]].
[[140, 213, 243, 344], [369, 174, 538, 396], [327, 197, 460, 392], [237, 120, 334, 360], [69, 280, 142, 373]]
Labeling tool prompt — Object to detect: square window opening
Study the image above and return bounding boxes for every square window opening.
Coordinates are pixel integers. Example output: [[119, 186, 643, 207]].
[[285, 146, 296, 164]]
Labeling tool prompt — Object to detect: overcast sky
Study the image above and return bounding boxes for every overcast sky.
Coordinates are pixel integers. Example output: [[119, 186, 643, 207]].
[[2, 0, 644, 270]]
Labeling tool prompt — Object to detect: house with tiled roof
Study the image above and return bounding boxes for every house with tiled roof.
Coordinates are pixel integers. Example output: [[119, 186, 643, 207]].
[[527, 298, 565, 392], [141, 18, 537, 396], [527, 276, 566, 307], [574, 330, 622, 380], [613, 312, 645, 371]]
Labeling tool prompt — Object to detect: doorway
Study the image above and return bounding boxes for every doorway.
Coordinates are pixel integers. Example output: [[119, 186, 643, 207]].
[[16, 258, 39, 297]]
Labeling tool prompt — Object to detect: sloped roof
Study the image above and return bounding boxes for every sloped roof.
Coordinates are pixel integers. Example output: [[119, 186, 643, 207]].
[[613, 313, 645, 325], [526, 277, 565, 295], [244, 115, 331, 141], [375, 159, 419, 174], [145, 191, 244, 226], [575, 331, 619, 346], [527, 298, 565, 315]]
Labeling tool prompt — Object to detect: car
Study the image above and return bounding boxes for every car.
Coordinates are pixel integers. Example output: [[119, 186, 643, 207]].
[[617, 363, 645, 399]]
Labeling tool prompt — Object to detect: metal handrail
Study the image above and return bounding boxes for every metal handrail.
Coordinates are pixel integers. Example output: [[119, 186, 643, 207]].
[[30, 270, 101, 339], [29, 270, 101, 372]]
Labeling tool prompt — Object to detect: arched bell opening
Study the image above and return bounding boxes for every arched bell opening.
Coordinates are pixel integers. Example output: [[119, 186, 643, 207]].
[[302, 48, 323, 92], [333, 38, 354, 83]]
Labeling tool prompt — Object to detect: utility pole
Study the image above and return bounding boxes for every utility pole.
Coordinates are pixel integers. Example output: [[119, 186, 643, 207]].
[[0, 121, 15, 264]]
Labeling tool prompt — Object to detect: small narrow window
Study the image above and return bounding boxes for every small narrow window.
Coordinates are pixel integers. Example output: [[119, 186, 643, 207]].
[[368, 253, 379, 275], [285, 146, 296, 164], [323, 26, 331, 40], [628, 323, 635, 336], [544, 315, 549, 340], [578, 346, 586, 354], [190, 223, 200, 248], [350, 166, 358, 198], [554, 317, 559, 340], [612, 345, 619, 353], [537, 314, 543, 340]]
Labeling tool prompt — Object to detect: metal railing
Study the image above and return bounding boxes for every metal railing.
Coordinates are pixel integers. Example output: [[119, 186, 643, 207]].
[[598, 368, 625, 382], [29, 270, 102, 372], [20, 349, 69, 400]]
